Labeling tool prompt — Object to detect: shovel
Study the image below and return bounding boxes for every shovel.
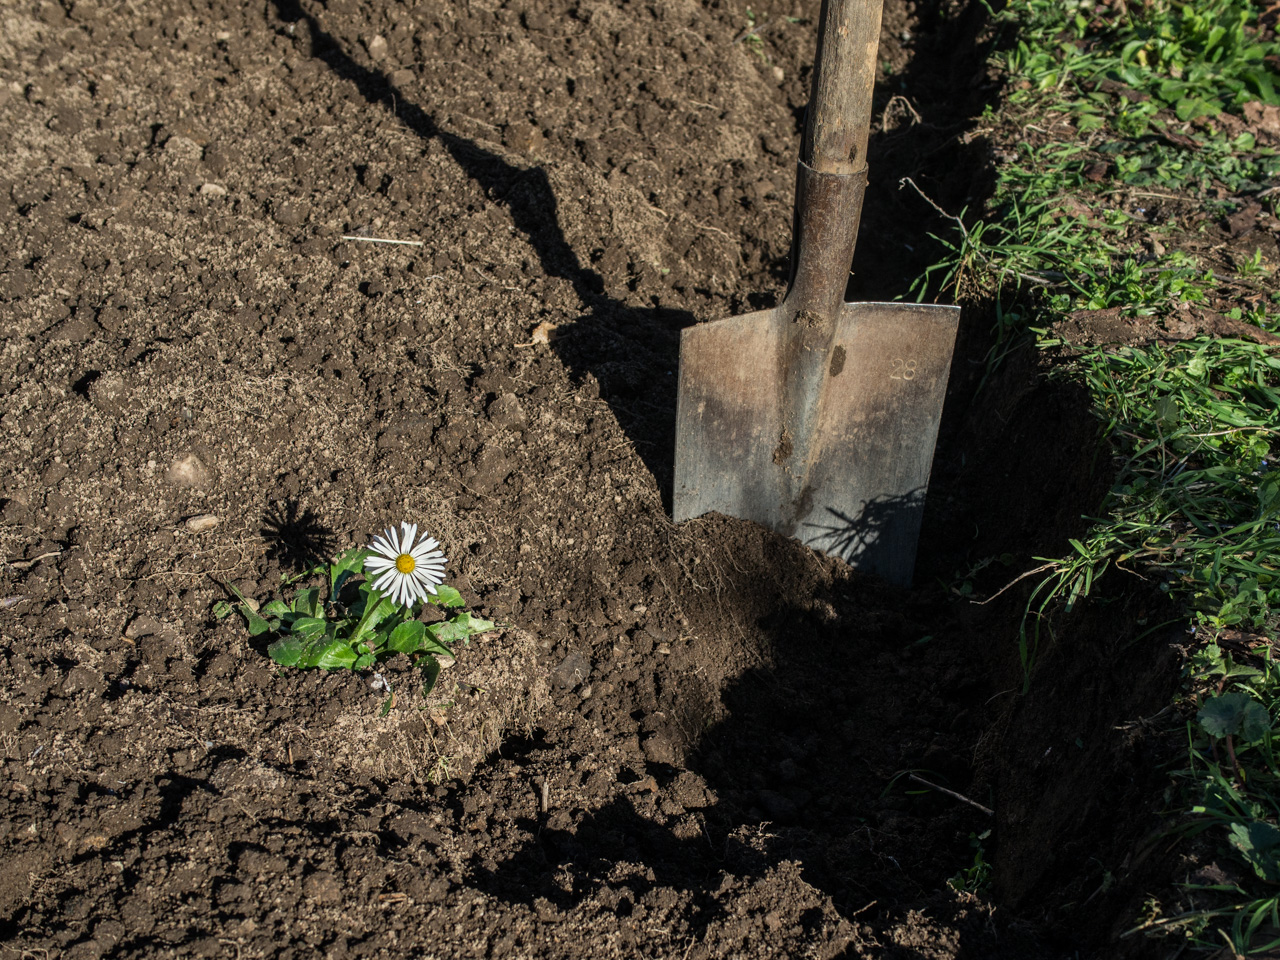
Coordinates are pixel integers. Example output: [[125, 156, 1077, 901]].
[[673, 0, 959, 587]]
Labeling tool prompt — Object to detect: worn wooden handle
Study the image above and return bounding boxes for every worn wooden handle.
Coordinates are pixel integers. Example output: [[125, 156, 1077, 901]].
[[803, 0, 884, 175]]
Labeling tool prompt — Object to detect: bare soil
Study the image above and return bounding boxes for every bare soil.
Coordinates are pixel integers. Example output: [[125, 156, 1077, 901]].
[[0, 0, 1184, 957]]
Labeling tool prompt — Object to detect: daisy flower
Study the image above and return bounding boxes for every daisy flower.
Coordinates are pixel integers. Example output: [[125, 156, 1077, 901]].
[[364, 522, 447, 608]]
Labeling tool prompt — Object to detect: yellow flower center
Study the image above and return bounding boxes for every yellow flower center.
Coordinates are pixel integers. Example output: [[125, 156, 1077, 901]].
[[395, 553, 416, 574]]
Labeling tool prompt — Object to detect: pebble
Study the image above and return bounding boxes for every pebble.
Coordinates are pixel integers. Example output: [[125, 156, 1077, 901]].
[[185, 514, 219, 533], [167, 453, 212, 488], [486, 393, 526, 431], [0, 499, 29, 524], [49, 314, 101, 343], [124, 614, 164, 640], [552, 651, 590, 690], [199, 183, 227, 197], [364, 34, 387, 60], [87, 371, 128, 415], [162, 135, 203, 164], [272, 200, 310, 226], [529, 321, 558, 344]]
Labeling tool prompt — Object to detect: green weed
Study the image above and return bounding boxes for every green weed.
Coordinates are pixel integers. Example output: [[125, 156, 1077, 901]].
[[996, 0, 1280, 121], [948, 829, 993, 895], [223, 544, 494, 703], [921, 0, 1280, 949]]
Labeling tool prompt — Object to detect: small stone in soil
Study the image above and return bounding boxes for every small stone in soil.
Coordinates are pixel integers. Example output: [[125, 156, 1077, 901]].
[[167, 453, 211, 488], [272, 200, 310, 226], [552, 651, 590, 689], [163, 135, 203, 164], [124, 614, 165, 639]]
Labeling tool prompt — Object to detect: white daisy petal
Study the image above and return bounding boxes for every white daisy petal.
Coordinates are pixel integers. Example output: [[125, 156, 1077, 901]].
[[411, 537, 440, 556], [369, 534, 395, 558], [364, 556, 396, 572], [402, 522, 418, 551]]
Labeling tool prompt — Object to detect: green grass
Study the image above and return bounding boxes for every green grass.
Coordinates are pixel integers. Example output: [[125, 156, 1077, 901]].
[[917, 0, 1280, 951], [1003, 0, 1280, 123]]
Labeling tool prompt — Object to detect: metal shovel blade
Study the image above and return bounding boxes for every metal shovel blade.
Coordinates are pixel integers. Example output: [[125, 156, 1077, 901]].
[[674, 299, 959, 587], [672, 0, 959, 587]]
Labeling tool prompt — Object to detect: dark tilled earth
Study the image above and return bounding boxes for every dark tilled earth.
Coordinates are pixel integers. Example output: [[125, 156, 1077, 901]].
[[0, 0, 1185, 957]]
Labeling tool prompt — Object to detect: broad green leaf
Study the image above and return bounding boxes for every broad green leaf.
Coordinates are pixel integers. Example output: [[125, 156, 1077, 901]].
[[426, 620, 463, 645], [292, 587, 321, 617], [268, 634, 304, 667], [261, 599, 290, 618], [330, 547, 369, 601], [419, 654, 442, 694], [1260, 478, 1280, 517], [1232, 132, 1257, 153], [1241, 701, 1272, 743], [290, 616, 328, 641], [1120, 39, 1147, 64], [425, 612, 496, 644], [456, 612, 495, 635], [353, 652, 377, 670], [350, 587, 398, 642], [1153, 396, 1180, 427], [417, 634, 455, 659], [225, 582, 274, 637], [387, 620, 427, 654], [1229, 821, 1280, 883], [1220, 654, 1263, 680], [212, 600, 233, 619], [298, 636, 358, 670], [1199, 692, 1256, 738], [1241, 66, 1279, 105], [430, 585, 466, 608], [249, 613, 278, 637], [1174, 97, 1221, 122]]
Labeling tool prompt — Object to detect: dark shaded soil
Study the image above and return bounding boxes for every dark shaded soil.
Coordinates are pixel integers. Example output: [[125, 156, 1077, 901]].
[[0, 0, 1182, 957]]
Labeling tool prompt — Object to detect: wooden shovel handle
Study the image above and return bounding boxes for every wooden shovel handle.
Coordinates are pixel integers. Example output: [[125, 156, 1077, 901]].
[[803, 0, 885, 176]]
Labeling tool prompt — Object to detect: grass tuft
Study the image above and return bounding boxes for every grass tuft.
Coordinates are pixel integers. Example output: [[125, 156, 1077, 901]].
[[919, 0, 1280, 950]]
